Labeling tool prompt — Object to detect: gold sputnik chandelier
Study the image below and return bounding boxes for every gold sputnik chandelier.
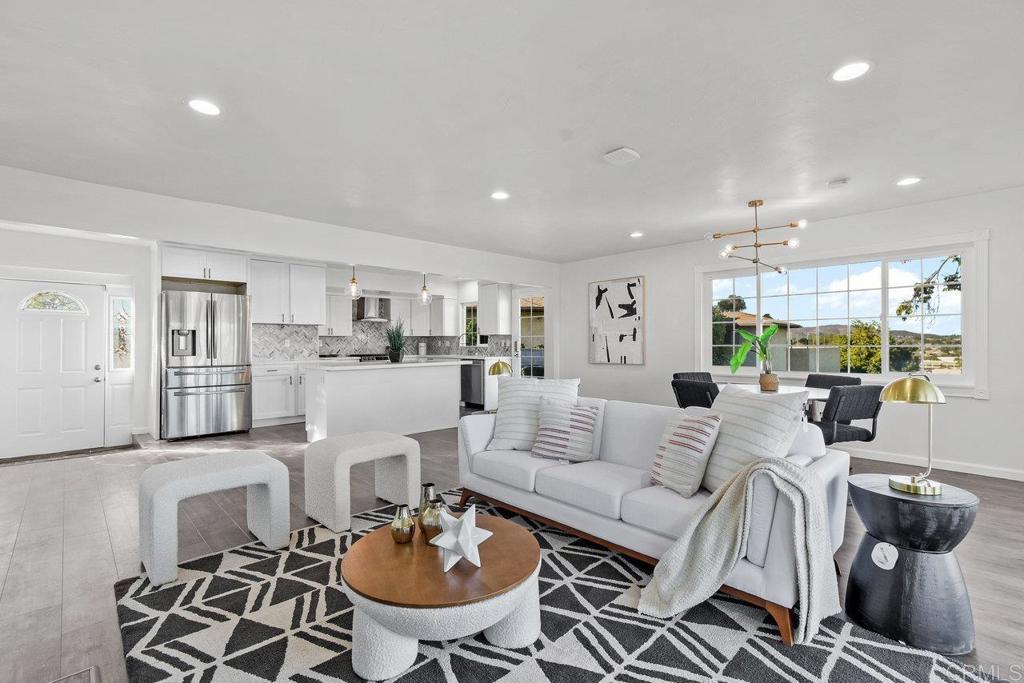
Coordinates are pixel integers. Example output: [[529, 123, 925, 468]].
[[704, 199, 807, 274]]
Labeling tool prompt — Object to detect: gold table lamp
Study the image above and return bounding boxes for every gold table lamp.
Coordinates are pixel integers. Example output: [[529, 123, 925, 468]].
[[881, 373, 946, 495], [487, 360, 513, 376]]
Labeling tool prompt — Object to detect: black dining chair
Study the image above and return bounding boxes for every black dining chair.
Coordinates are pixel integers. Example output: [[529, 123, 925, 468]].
[[672, 371, 714, 383], [805, 373, 861, 389], [671, 379, 720, 409], [811, 385, 884, 445]]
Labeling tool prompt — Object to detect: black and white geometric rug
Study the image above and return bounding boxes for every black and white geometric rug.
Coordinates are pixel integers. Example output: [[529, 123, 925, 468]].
[[115, 492, 990, 682]]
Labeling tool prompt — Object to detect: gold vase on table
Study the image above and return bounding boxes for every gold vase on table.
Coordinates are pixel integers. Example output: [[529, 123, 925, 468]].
[[390, 505, 415, 544]]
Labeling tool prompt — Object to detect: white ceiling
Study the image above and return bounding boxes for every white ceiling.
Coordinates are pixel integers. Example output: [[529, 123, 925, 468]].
[[1, 1, 1021, 262]]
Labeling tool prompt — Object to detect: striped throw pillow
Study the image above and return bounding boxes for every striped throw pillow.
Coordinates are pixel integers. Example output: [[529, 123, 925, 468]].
[[701, 384, 808, 492], [651, 412, 722, 497], [532, 397, 600, 462], [487, 377, 581, 451]]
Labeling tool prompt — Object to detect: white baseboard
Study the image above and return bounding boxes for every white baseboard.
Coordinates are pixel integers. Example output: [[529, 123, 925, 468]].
[[845, 446, 1024, 482], [253, 416, 305, 428]]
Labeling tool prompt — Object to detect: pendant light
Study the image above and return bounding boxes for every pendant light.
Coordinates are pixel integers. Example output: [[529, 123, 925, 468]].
[[348, 265, 362, 299], [420, 273, 433, 305]]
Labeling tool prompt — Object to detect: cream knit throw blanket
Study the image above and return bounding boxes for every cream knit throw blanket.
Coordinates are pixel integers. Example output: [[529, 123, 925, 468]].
[[637, 457, 840, 644]]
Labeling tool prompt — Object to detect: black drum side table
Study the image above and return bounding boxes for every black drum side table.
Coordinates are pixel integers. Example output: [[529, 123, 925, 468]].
[[846, 473, 978, 655]]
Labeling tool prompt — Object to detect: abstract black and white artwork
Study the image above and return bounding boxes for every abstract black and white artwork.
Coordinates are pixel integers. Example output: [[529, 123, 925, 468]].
[[589, 275, 645, 365]]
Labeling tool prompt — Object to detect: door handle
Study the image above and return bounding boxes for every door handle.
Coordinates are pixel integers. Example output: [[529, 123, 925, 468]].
[[94, 364, 102, 371], [211, 300, 217, 359], [173, 388, 247, 397], [93, 377, 102, 383]]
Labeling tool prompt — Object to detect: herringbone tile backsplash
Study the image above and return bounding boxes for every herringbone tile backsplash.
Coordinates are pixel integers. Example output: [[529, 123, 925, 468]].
[[252, 321, 514, 360]]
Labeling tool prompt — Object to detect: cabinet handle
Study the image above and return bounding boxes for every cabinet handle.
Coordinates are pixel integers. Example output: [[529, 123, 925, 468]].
[[281, 313, 285, 322], [299, 376, 303, 385], [265, 369, 279, 372], [289, 375, 293, 385], [291, 313, 294, 323]]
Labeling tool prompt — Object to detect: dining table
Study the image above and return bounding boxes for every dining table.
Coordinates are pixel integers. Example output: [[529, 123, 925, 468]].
[[724, 382, 831, 420]]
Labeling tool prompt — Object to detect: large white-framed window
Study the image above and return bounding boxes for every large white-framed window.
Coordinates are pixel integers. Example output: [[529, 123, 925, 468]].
[[696, 232, 988, 396]]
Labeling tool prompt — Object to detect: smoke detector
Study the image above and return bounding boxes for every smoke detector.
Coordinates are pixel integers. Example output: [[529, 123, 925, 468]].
[[827, 176, 852, 190], [603, 147, 641, 165]]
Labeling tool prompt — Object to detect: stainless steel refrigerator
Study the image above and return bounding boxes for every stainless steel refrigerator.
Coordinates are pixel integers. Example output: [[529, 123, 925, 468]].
[[160, 291, 252, 439]]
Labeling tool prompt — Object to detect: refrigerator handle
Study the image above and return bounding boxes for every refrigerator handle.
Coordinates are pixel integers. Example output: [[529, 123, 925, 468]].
[[211, 299, 217, 359]]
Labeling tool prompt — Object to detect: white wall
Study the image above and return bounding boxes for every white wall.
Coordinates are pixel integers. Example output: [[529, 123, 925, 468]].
[[0, 226, 155, 434], [559, 186, 1024, 480], [0, 166, 559, 290]]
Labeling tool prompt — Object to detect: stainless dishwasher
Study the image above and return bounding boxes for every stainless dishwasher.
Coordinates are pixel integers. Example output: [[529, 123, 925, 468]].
[[461, 358, 484, 406]]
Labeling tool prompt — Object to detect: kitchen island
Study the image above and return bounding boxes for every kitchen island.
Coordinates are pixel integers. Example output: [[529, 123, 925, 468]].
[[302, 359, 469, 441]]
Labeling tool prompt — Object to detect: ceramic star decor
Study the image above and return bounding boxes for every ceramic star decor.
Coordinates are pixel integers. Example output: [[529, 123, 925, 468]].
[[429, 504, 493, 572]]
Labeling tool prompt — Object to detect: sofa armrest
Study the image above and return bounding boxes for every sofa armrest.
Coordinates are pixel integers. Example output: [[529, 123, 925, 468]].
[[746, 447, 850, 566], [457, 413, 496, 485]]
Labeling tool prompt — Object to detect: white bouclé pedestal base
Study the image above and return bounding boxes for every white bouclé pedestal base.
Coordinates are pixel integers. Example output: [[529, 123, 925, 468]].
[[345, 563, 541, 681]]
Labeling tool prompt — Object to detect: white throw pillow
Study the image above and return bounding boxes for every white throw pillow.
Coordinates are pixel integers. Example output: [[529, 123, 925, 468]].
[[651, 411, 722, 498], [701, 384, 808, 492], [531, 396, 600, 462], [488, 377, 581, 451]]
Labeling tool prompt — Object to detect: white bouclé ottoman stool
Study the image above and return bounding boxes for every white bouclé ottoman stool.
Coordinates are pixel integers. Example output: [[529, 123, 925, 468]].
[[139, 451, 290, 586], [304, 431, 421, 532]]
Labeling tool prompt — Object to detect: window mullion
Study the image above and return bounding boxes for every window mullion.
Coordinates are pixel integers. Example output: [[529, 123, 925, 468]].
[[881, 260, 890, 374]]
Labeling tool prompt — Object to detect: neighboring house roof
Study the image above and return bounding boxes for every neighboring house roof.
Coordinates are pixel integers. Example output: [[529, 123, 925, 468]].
[[720, 310, 800, 329]]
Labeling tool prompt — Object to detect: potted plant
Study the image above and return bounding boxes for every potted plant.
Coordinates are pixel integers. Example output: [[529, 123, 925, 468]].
[[385, 319, 406, 364], [729, 323, 780, 392]]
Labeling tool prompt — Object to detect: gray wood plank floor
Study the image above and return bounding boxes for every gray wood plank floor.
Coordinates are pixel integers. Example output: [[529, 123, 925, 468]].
[[0, 425, 1018, 682]]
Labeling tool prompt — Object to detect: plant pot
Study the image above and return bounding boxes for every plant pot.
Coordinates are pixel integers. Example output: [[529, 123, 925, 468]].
[[759, 372, 779, 392], [387, 349, 404, 363]]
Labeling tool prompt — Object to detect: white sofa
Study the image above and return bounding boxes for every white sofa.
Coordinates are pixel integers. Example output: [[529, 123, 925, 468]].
[[457, 397, 849, 645]]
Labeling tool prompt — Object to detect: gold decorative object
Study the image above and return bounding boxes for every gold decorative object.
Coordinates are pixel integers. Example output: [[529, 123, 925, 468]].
[[881, 373, 946, 495], [488, 360, 513, 376], [390, 505, 415, 544], [706, 200, 807, 383], [418, 497, 446, 542], [418, 482, 436, 516]]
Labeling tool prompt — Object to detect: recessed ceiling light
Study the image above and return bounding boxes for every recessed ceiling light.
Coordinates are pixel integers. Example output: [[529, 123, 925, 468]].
[[896, 176, 922, 186], [490, 190, 510, 200], [629, 231, 644, 238], [604, 147, 641, 165], [830, 61, 871, 82], [188, 99, 221, 116]]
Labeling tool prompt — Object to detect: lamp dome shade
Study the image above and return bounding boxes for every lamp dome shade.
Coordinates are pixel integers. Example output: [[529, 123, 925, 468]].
[[880, 375, 946, 404], [487, 360, 513, 376]]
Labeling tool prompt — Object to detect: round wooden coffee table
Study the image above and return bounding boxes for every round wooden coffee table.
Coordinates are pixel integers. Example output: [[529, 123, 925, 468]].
[[341, 513, 541, 680]]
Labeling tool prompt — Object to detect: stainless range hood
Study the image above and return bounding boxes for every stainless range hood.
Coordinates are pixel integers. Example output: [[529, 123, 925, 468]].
[[356, 296, 391, 321]]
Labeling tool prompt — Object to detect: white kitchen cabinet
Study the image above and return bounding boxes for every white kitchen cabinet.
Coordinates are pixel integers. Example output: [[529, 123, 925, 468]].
[[162, 245, 247, 283], [288, 263, 326, 325], [409, 298, 431, 336], [320, 293, 353, 336], [252, 366, 296, 419], [250, 259, 291, 323], [429, 296, 459, 336], [478, 283, 512, 335], [249, 259, 326, 325], [204, 250, 248, 283]]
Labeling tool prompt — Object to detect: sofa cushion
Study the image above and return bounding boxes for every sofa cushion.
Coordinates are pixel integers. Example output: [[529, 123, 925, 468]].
[[532, 396, 601, 462], [599, 400, 682, 470], [621, 485, 711, 539], [535, 461, 650, 519], [702, 385, 807, 492], [488, 377, 581, 451], [651, 413, 722, 497], [471, 450, 560, 492]]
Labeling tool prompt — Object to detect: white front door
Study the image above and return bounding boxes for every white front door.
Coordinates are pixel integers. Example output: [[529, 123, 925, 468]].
[[0, 280, 107, 458]]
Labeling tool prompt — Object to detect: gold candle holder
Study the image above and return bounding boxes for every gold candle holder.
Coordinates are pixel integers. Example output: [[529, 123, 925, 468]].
[[390, 504, 415, 544]]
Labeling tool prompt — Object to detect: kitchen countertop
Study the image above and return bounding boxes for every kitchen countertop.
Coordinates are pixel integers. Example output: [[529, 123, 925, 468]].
[[301, 359, 469, 371]]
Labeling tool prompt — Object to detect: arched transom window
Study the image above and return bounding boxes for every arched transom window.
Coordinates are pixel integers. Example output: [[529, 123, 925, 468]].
[[18, 290, 88, 313]]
